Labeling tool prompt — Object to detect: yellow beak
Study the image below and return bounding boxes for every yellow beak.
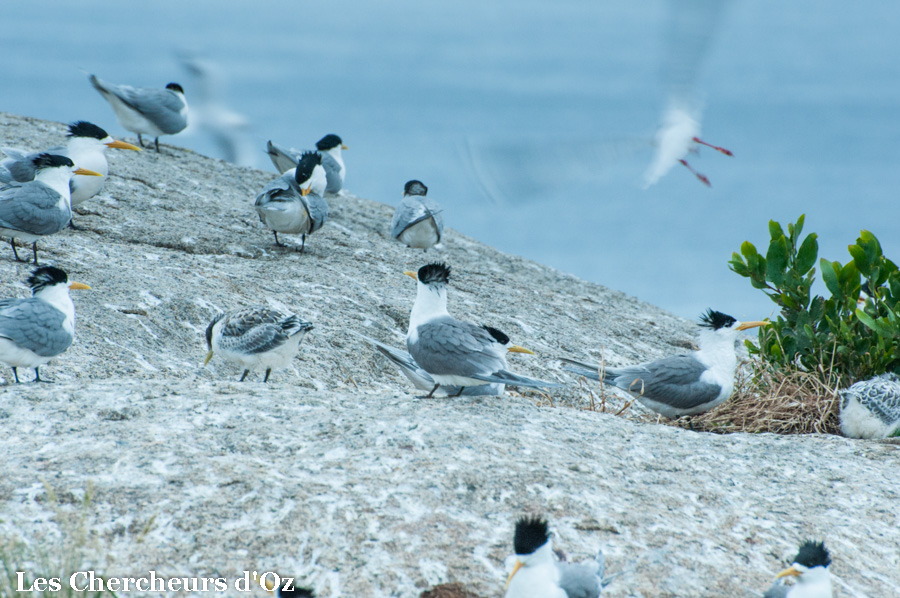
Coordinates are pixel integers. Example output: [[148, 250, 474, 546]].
[[68, 282, 91, 290], [736, 320, 770, 331], [507, 345, 535, 355], [263, 578, 276, 593], [74, 167, 104, 177], [301, 185, 312, 197], [341, 144, 349, 150], [203, 350, 214, 366], [505, 560, 524, 589], [404, 270, 418, 280], [775, 566, 801, 580], [106, 139, 142, 151]]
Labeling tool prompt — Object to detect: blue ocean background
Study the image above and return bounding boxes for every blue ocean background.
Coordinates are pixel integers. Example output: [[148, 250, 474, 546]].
[[2, 0, 898, 321]]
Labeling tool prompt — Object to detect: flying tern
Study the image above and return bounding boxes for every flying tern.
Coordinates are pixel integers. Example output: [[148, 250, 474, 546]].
[[562, 309, 768, 418], [0, 266, 91, 383], [392, 180, 443, 251]]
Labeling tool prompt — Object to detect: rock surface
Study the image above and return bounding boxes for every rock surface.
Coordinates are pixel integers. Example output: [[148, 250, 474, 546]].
[[1, 114, 898, 597]]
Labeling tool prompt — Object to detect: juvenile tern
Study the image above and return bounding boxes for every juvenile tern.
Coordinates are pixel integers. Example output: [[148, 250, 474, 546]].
[[762, 540, 832, 598], [204, 306, 314, 382], [0, 266, 91, 383], [254, 151, 329, 251], [404, 263, 560, 397], [391, 180, 444, 251], [839, 373, 900, 439], [0, 154, 102, 264], [505, 516, 605, 598], [1, 121, 140, 224], [88, 74, 188, 152], [355, 331, 504, 396], [315, 134, 347, 194], [562, 309, 768, 418]]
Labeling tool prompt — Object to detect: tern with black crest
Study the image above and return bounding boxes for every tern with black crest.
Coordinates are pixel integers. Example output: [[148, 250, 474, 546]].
[[266, 134, 347, 195], [562, 309, 768, 418], [392, 180, 443, 251], [0, 154, 102, 264], [762, 540, 832, 598], [404, 263, 559, 397], [204, 306, 314, 382], [89, 74, 188, 152], [0, 266, 91, 383], [505, 516, 606, 598]]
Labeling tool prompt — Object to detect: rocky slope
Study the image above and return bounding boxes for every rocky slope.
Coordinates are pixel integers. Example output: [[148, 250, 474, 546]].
[[1, 114, 897, 597]]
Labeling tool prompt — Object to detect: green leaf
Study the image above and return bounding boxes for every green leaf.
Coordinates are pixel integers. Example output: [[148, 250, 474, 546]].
[[769, 220, 786, 241], [859, 230, 882, 264], [789, 215, 805, 245], [855, 309, 893, 337], [821, 258, 840, 296], [848, 244, 870, 275], [795, 233, 818, 274], [741, 241, 759, 259], [766, 236, 789, 285], [839, 261, 860, 298]]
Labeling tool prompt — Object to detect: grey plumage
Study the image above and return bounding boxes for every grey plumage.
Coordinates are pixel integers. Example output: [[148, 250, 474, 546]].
[[761, 583, 790, 598], [320, 152, 343, 194], [391, 196, 444, 248], [0, 147, 40, 183], [0, 181, 72, 236], [840, 373, 900, 425], [254, 172, 329, 245], [265, 141, 304, 174], [558, 554, 605, 598], [0, 297, 72, 358], [355, 331, 504, 396], [214, 308, 311, 356]]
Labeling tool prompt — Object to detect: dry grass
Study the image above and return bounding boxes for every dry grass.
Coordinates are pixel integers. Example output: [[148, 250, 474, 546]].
[[678, 362, 842, 435], [420, 582, 483, 598]]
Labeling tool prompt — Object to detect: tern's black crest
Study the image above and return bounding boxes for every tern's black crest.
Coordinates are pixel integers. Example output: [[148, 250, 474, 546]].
[[699, 309, 737, 330], [68, 121, 109, 140], [404, 180, 428, 196], [794, 540, 831, 569], [514, 516, 550, 556], [277, 587, 315, 598], [206, 314, 225, 350], [166, 82, 185, 94], [417, 263, 451, 285], [315, 134, 343, 151], [32, 153, 75, 171], [483, 325, 510, 345], [294, 151, 322, 185], [27, 266, 68, 294]]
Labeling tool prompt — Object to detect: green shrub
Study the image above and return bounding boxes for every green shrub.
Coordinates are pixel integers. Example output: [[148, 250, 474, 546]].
[[729, 215, 900, 383]]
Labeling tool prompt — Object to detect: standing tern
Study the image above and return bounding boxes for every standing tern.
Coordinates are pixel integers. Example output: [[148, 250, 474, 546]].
[[88, 74, 188, 152], [355, 331, 504, 396], [762, 540, 832, 598], [254, 150, 329, 251], [1, 121, 141, 224], [0, 154, 102, 264], [505, 516, 606, 598], [204, 306, 314, 382], [391, 180, 444, 251], [561, 309, 768, 418], [839, 373, 900, 439], [0, 266, 91, 383], [266, 134, 348, 195], [404, 263, 560, 397]]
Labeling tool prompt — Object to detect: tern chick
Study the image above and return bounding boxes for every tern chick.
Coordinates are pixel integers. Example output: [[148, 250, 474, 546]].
[[562, 309, 768, 418], [0, 266, 91, 383], [204, 306, 314, 382], [392, 180, 443, 251], [839, 373, 900, 439]]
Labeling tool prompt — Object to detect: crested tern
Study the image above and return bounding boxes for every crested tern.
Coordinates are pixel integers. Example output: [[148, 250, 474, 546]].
[[0, 266, 91, 383], [391, 180, 443, 251], [1, 121, 140, 225], [839, 373, 900, 439], [562, 309, 768, 418], [266, 134, 347, 195], [204, 306, 314, 382], [355, 331, 504, 396], [404, 263, 560, 398], [0, 154, 102, 264], [254, 150, 329, 251], [88, 74, 188, 152], [762, 540, 832, 598], [505, 516, 606, 598]]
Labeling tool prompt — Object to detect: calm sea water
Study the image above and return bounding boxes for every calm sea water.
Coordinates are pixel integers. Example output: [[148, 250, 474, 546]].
[[3, 0, 899, 321]]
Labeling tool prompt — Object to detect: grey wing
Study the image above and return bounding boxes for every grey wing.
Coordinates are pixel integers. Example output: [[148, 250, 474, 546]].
[[254, 173, 296, 207], [471, 369, 562, 389], [92, 76, 187, 134], [761, 581, 790, 598], [0, 299, 72, 357], [609, 354, 720, 409], [220, 308, 290, 354], [0, 183, 70, 234], [422, 197, 444, 234], [304, 194, 330, 232], [320, 152, 343, 193], [560, 356, 603, 381], [391, 198, 425, 238], [1, 147, 37, 182], [410, 316, 507, 377], [266, 141, 303, 174], [557, 561, 601, 598]]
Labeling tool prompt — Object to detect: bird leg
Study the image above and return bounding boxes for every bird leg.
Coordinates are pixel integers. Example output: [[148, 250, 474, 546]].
[[137, 134, 145, 148], [678, 159, 711, 187], [68, 219, 81, 231], [273, 232, 284, 247], [453, 386, 466, 397], [239, 369, 250, 382], [31, 242, 39, 265], [11, 367, 20, 384], [9, 239, 24, 262], [692, 137, 733, 156], [154, 137, 161, 153], [264, 368, 272, 383], [420, 383, 440, 399], [299, 234, 306, 253], [33, 367, 51, 383]]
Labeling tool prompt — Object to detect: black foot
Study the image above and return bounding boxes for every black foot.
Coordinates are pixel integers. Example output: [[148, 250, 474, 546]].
[[239, 369, 250, 382], [155, 137, 160, 153], [453, 386, 466, 397], [264, 368, 272, 383], [10, 239, 24, 262], [11, 367, 21, 384], [138, 134, 145, 148], [418, 383, 441, 399], [33, 367, 52, 383], [31, 242, 39, 266], [299, 234, 306, 253], [68, 219, 80, 231], [273, 232, 286, 247]]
